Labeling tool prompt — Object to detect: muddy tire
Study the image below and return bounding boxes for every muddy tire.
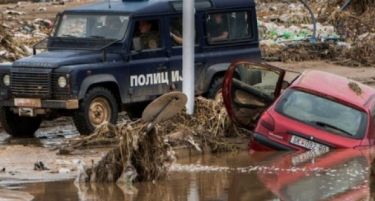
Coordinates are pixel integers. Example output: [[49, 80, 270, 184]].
[[0, 107, 41, 137], [207, 77, 224, 100], [73, 87, 118, 135]]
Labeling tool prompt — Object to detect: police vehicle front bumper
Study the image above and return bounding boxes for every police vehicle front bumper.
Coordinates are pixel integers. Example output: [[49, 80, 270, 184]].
[[0, 98, 79, 109]]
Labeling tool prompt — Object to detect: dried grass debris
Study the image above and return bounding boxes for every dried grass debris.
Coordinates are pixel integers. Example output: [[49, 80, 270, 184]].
[[70, 97, 247, 183]]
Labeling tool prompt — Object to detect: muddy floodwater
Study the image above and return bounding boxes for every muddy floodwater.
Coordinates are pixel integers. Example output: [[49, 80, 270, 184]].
[[0, 147, 373, 201]]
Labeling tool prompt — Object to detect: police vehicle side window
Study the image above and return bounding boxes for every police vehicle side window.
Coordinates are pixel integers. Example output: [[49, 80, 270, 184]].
[[205, 11, 251, 44], [132, 20, 161, 50], [169, 17, 198, 46]]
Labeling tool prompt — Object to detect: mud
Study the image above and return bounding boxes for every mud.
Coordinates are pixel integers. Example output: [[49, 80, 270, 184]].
[[0, 145, 110, 186], [270, 61, 375, 87]]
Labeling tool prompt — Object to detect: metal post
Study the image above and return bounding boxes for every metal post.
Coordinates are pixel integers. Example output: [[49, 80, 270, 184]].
[[183, 0, 195, 115], [298, 0, 317, 43]]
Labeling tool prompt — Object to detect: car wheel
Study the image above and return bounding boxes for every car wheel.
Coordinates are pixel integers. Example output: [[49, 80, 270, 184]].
[[0, 107, 41, 138], [207, 77, 224, 100], [73, 87, 118, 135]]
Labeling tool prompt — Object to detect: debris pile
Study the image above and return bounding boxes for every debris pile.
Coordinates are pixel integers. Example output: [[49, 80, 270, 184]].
[[65, 95, 246, 183], [0, 2, 51, 62], [258, 0, 375, 66], [0, 0, 82, 62], [158, 97, 247, 153], [0, 24, 27, 62], [325, 0, 375, 66], [76, 122, 172, 183], [1, 0, 375, 66]]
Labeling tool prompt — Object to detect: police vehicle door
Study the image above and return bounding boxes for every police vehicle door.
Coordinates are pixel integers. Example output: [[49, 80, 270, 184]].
[[167, 15, 205, 93], [127, 18, 170, 102]]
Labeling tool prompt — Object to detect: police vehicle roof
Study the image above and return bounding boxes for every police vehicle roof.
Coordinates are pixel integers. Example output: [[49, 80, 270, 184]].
[[66, 0, 255, 15]]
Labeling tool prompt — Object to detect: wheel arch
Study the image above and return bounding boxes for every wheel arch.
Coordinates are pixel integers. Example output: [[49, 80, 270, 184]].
[[78, 74, 122, 110], [203, 63, 231, 93]]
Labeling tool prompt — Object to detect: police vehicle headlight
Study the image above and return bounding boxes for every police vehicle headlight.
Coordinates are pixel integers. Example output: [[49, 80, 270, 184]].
[[58, 76, 67, 88], [3, 74, 10, 86]]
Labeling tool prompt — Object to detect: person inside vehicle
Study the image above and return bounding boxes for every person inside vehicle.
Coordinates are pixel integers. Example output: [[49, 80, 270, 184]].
[[134, 20, 160, 49], [170, 19, 183, 45], [207, 14, 229, 43], [170, 31, 183, 45]]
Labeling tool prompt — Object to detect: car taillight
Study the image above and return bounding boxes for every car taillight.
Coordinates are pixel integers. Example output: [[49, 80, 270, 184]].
[[260, 112, 275, 131]]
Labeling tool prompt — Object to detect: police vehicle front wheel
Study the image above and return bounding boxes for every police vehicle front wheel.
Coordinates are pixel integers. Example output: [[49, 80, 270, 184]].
[[73, 87, 118, 135], [0, 107, 41, 137]]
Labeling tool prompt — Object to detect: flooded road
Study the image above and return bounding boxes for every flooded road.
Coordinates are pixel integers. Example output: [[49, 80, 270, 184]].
[[0, 149, 372, 201]]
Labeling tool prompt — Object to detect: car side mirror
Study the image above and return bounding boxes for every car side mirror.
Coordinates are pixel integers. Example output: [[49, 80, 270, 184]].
[[133, 37, 142, 52]]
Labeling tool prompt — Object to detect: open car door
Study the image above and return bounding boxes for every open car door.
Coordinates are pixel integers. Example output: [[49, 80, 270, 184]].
[[222, 61, 286, 129]]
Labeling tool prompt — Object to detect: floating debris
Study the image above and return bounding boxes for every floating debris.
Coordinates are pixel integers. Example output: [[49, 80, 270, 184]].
[[348, 81, 362, 95], [34, 161, 49, 171]]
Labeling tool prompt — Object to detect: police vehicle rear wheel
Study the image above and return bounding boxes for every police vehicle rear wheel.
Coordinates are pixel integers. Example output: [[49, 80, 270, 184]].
[[0, 107, 41, 137], [207, 77, 224, 100], [73, 87, 118, 135]]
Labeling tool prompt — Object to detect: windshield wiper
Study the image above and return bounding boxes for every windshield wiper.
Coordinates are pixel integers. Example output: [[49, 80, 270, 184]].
[[311, 121, 353, 137], [61, 34, 77, 38], [89, 35, 106, 39]]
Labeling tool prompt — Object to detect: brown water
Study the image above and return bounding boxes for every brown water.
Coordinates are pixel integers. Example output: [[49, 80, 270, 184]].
[[0, 149, 373, 201]]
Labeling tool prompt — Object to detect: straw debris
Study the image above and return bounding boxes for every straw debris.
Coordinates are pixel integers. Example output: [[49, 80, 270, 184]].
[[68, 97, 247, 183]]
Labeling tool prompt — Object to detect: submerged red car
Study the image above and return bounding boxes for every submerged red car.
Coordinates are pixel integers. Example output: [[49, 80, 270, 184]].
[[222, 61, 375, 151]]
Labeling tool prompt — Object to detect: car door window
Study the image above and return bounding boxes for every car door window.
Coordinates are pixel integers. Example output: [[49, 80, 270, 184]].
[[170, 17, 183, 46], [205, 11, 252, 44], [132, 20, 161, 51], [169, 17, 198, 47], [223, 61, 285, 127]]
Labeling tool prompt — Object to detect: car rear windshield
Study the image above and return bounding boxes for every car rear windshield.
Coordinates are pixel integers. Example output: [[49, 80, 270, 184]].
[[275, 89, 368, 139]]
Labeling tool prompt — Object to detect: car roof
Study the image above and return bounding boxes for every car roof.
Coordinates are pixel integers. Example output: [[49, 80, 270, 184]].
[[290, 70, 375, 110], [65, 0, 255, 15]]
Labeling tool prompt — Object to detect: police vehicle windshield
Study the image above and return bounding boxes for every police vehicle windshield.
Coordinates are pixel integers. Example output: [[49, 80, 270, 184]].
[[55, 13, 129, 41]]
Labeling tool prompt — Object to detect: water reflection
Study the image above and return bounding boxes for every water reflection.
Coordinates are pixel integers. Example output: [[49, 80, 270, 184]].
[[257, 149, 372, 201], [0, 123, 79, 148], [2, 150, 374, 201]]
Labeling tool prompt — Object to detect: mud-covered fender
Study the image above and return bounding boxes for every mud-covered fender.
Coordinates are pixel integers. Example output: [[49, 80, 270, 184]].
[[202, 63, 230, 93], [78, 74, 122, 101]]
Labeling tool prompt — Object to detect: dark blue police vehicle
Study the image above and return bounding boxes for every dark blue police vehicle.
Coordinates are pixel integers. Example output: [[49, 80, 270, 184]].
[[0, 0, 260, 136]]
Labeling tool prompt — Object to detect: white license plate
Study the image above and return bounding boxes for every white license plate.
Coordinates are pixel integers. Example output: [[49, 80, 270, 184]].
[[290, 135, 329, 152], [14, 98, 42, 108]]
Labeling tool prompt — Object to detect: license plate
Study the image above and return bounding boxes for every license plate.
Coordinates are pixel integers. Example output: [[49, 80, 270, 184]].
[[14, 98, 42, 108], [290, 135, 329, 152]]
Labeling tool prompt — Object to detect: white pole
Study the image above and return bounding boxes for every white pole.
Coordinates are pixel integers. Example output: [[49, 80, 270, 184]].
[[182, 0, 195, 115]]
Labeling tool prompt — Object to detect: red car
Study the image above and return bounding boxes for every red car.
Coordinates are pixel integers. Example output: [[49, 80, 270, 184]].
[[222, 61, 375, 151], [257, 148, 374, 201]]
